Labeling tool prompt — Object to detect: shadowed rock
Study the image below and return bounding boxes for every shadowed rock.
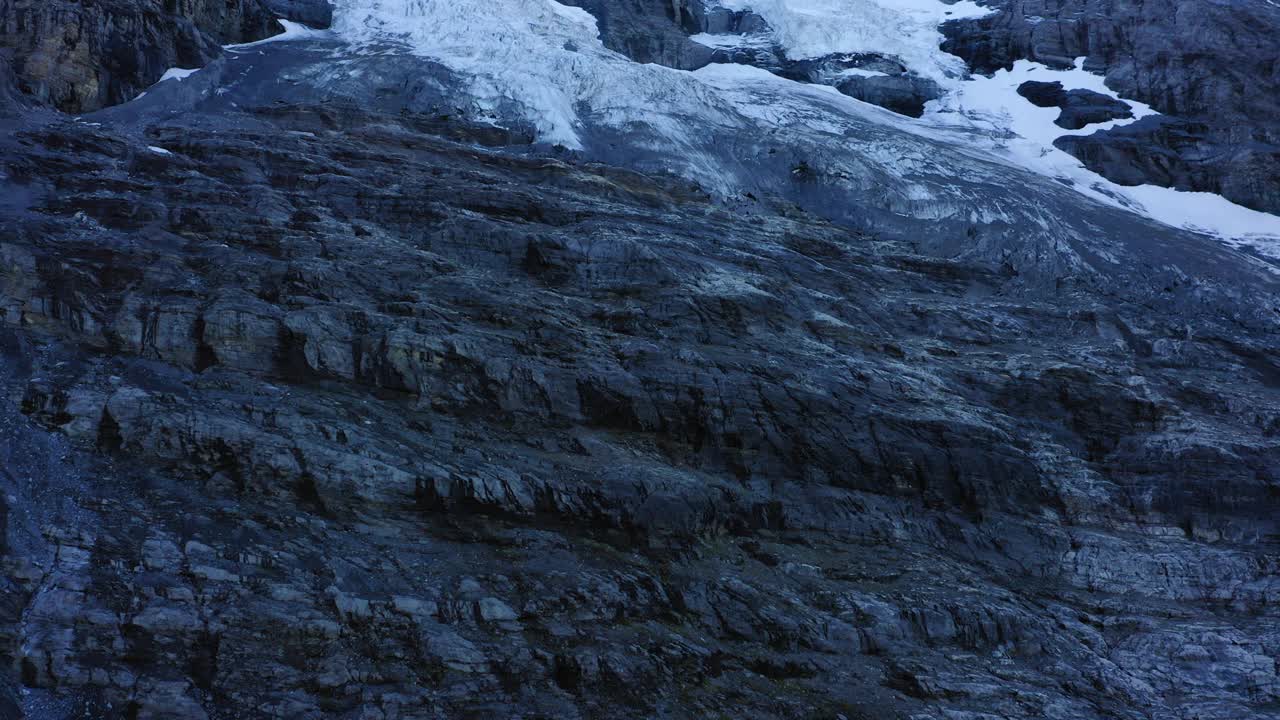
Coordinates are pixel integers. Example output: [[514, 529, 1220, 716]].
[[1017, 79, 1132, 129], [0, 0, 282, 112], [943, 0, 1280, 214]]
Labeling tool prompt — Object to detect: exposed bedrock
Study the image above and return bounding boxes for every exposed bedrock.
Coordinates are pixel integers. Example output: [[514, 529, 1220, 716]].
[[1055, 115, 1280, 212], [1016, 80, 1132, 129], [561, 0, 940, 117], [836, 73, 941, 118], [941, 0, 1280, 214], [0, 2, 1278, 719], [264, 0, 333, 28], [559, 0, 715, 69], [0, 0, 285, 113], [0, 92, 1279, 717]]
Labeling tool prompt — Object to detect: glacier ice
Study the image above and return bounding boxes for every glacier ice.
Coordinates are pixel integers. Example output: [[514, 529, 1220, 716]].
[[313, 0, 1280, 252]]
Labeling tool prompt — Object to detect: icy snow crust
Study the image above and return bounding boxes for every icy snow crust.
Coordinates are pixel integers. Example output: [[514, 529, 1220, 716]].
[[329, 0, 731, 149], [319, 0, 1280, 252], [158, 67, 200, 83], [711, 0, 990, 80]]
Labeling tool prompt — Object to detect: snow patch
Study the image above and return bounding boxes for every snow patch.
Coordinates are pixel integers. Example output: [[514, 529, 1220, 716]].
[[690, 32, 777, 50], [838, 67, 889, 78], [329, 0, 734, 149], [706, 0, 1280, 250], [158, 67, 200, 83], [226, 19, 331, 51], [919, 58, 1280, 250], [146, 146, 174, 156]]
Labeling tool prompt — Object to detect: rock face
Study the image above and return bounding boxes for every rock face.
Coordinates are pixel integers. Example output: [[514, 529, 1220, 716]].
[[263, 0, 332, 28], [1054, 115, 1280, 214], [1016, 80, 1132, 129], [1, 3, 1279, 720], [560, 0, 713, 68], [837, 72, 940, 118], [0, 0, 282, 113], [941, 0, 1280, 214], [563, 0, 941, 117]]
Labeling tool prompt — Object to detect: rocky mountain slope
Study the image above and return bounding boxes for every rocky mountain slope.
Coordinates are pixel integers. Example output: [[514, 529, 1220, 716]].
[[0, 0, 288, 113], [941, 0, 1280, 214], [2, 1, 1279, 719]]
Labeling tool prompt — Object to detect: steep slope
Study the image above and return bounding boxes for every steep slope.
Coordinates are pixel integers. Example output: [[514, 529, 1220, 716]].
[[1, 2, 1279, 720], [941, 0, 1280, 214], [0, 0, 288, 113], [4, 86, 1280, 719]]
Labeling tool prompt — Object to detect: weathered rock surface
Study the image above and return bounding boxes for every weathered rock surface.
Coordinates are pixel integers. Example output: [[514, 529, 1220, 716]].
[[560, 0, 714, 69], [264, 0, 332, 29], [0, 2, 1278, 720], [1016, 80, 1132, 130], [2, 80, 1280, 720], [837, 72, 940, 118], [942, 0, 1280, 214], [0, 0, 282, 113], [563, 0, 941, 118]]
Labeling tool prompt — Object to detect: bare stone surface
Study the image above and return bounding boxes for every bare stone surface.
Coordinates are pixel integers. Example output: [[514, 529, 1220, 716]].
[[0, 2, 1278, 719]]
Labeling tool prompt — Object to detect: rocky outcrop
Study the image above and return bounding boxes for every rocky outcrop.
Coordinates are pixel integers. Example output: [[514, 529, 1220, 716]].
[[562, 0, 940, 117], [1054, 115, 1280, 212], [559, 0, 713, 69], [941, 0, 1280, 214], [837, 72, 940, 118], [0, 0, 282, 112], [1017, 80, 1132, 129], [264, 0, 332, 29]]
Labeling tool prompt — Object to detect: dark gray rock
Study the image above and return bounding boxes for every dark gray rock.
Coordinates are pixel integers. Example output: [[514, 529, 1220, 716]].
[[942, 0, 1280, 214], [1056, 115, 1280, 206], [769, 52, 942, 118], [1016, 80, 1132, 129], [559, 0, 713, 69], [263, 0, 332, 28], [838, 73, 941, 118], [697, 4, 771, 34], [0, 0, 282, 113], [1016, 79, 1064, 107], [1, 75, 1279, 717]]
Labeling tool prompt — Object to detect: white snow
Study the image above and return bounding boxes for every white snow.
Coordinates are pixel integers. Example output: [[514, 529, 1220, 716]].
[[314, 0, 1280, 251], [146, 146, 174, 156], [699, 0, 1280, 249], [225, 19, 331, 51], [709, 0, 991, 81], [158, 67, 200, 83], [329, 0, 734, 150], [838, 67, 889, 78], [689, 31, 775, 50]]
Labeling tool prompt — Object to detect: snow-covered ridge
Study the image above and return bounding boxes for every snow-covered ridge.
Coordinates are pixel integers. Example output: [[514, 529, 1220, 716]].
[[306, 0, 1280, 250]]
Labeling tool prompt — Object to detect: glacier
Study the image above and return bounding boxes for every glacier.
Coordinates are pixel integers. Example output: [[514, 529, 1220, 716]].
[[235, 0, 1280, 255]]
